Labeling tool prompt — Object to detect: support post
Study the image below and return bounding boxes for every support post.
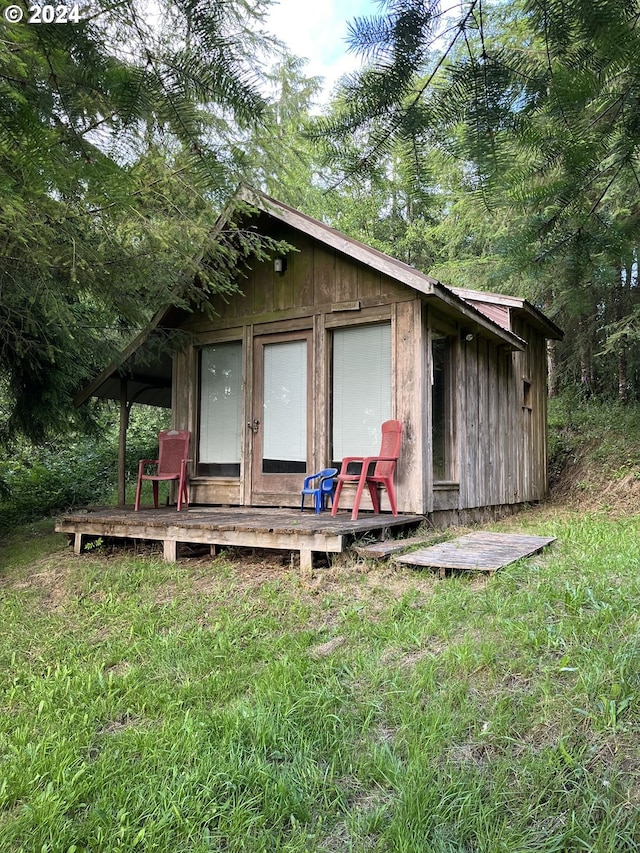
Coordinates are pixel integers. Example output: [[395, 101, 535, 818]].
[[163, 539, 178, 562], [118, 378, 129, 507], [299, 548, 314, 576]]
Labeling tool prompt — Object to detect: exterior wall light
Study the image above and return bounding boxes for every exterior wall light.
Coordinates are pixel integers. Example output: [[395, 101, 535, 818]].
[[274, 257, 287, 275]]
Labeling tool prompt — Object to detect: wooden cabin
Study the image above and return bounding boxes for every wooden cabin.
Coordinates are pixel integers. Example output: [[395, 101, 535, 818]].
[[81, 188, 563, 524]]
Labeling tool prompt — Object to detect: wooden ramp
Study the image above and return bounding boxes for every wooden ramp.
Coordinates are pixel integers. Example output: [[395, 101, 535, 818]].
[[395, 531, 556, 576], [354, 533, 446, 560]]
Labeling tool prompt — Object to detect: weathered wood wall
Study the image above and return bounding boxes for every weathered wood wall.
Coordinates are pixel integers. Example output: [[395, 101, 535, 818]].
[[451, 314, 549, 513], [172, 216, 551, 516], [173, 219, 426, 514]]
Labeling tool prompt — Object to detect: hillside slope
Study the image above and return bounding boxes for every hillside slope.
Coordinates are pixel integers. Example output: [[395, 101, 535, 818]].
[[547, 396, 640, 515]]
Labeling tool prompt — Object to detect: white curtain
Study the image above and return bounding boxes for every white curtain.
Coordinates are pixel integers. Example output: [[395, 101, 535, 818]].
[[332, 323, 391, 459], [199, 342, 242, 464], [263, 340, 307, 462]]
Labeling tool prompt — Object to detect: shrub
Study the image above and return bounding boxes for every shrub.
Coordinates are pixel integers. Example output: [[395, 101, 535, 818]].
[[0, 405, 170, 535]]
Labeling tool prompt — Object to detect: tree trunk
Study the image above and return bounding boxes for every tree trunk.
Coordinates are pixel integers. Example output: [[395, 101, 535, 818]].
[[615, 261, 630, 403], [547, 339, 558, 396], [578, 318, 593, 398]]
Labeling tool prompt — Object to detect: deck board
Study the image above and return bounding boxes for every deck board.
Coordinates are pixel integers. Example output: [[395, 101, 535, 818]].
[[55, 506, 422, 571], [395, 531, 556, 574], [354, 533, 446, 559]]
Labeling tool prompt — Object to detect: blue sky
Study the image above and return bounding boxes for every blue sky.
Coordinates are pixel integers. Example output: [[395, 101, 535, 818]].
[[266, 0, 377, 97]]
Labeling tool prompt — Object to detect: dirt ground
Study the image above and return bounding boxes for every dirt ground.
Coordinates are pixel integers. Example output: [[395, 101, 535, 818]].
[[548, 449, 640, 516]]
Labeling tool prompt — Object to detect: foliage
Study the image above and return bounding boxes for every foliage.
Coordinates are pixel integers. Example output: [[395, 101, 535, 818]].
[[0, 405, 168, 534], [0, 0, 281, 445], [547, 392, 640, 491], [314, 0, 640, 401], [236, 56, 325, 209], [2, 505, 640, 849]]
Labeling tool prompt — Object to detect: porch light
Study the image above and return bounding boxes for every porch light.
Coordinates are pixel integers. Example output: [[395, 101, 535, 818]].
[[274, 256, 287, 275], [462, 329, 474, 343]]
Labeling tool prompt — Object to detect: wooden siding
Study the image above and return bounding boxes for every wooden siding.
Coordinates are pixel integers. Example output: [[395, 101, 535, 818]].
[[172, 217, 550, 515], [181, 223, 412, 335], [450, 315, 549, 511], [394, 299, 427, 514], [174, 217, 428, 513]]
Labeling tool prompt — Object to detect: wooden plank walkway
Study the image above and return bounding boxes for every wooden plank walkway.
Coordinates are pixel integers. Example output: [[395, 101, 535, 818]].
[[55, 507, 421, 573], [354, 533, 446, 560], [395, 531, 556, 577]]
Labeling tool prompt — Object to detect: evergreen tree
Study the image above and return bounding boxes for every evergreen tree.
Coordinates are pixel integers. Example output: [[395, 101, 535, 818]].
[[318, 0, 640, 399], [236, 55, 324, 208], [0, 0, 279, 442]]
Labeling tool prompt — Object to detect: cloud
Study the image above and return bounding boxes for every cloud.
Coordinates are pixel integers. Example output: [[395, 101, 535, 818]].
[[266, 0, 373, 98]]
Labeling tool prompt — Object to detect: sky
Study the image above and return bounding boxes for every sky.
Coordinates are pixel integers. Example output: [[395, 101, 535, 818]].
[[265, 0, 377, 98]]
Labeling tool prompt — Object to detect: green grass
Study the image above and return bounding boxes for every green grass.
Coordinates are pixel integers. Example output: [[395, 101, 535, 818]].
[[1, 509, 640, 852]]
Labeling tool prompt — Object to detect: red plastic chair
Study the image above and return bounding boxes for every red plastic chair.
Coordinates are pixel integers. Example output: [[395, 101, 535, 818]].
[[134, 430, 191, 511], [331, 420, 402, 521]]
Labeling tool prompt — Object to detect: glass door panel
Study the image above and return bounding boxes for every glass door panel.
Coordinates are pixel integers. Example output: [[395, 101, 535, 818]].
[[332, 323, 391, 462], [432, 333, 457, 482], [251, 332, 311, 499], [262, 339, 307, 473], [198, 342, 242, 477]]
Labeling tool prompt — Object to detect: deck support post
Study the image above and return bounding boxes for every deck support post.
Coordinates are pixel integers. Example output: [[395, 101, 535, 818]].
[[163, 539, 177, 562], [117, 378, 129, 508], [299, 548, 314, 576], [73, 533, 84, 555]]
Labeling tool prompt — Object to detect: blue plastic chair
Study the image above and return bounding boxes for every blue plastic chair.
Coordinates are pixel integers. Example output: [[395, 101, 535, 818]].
[[300, 468, 338, 514]]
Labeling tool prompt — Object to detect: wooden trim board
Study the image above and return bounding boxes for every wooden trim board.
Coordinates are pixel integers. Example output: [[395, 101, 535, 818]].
[[354, 533, 447, 560]]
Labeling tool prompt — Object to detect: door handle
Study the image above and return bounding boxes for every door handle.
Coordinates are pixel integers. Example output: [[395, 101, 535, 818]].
[[247, 419, 260, 433]]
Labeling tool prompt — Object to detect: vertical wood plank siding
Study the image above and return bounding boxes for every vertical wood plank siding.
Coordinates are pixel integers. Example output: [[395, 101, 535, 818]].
[[394, 300, 426, 513], [453, 316, 549, 510], [461, 336, 479, 508]]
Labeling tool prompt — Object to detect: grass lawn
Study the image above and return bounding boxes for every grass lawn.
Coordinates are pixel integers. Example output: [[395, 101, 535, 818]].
[[1, 507, 640, 852]]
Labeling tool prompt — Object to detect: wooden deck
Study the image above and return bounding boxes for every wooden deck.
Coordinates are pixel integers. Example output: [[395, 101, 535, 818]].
[[55, 506, 422, 573], [395, 531, 556, 577]]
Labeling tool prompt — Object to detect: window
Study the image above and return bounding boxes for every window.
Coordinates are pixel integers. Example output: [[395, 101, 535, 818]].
[[332, 323, 391, 461], [199, 342, 242, 476], [432, 333, 456, 482]]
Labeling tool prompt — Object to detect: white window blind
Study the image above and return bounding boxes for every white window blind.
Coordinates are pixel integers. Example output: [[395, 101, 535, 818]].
[[199, 342, 242, 465], [332, 323, 391, 459], [263, 339, 307, 463]]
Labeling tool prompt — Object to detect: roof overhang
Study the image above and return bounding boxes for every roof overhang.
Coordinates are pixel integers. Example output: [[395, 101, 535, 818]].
[[76, 187, 568, 406], [74, 306, 187, 409], [240, 188, 526, 351]]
